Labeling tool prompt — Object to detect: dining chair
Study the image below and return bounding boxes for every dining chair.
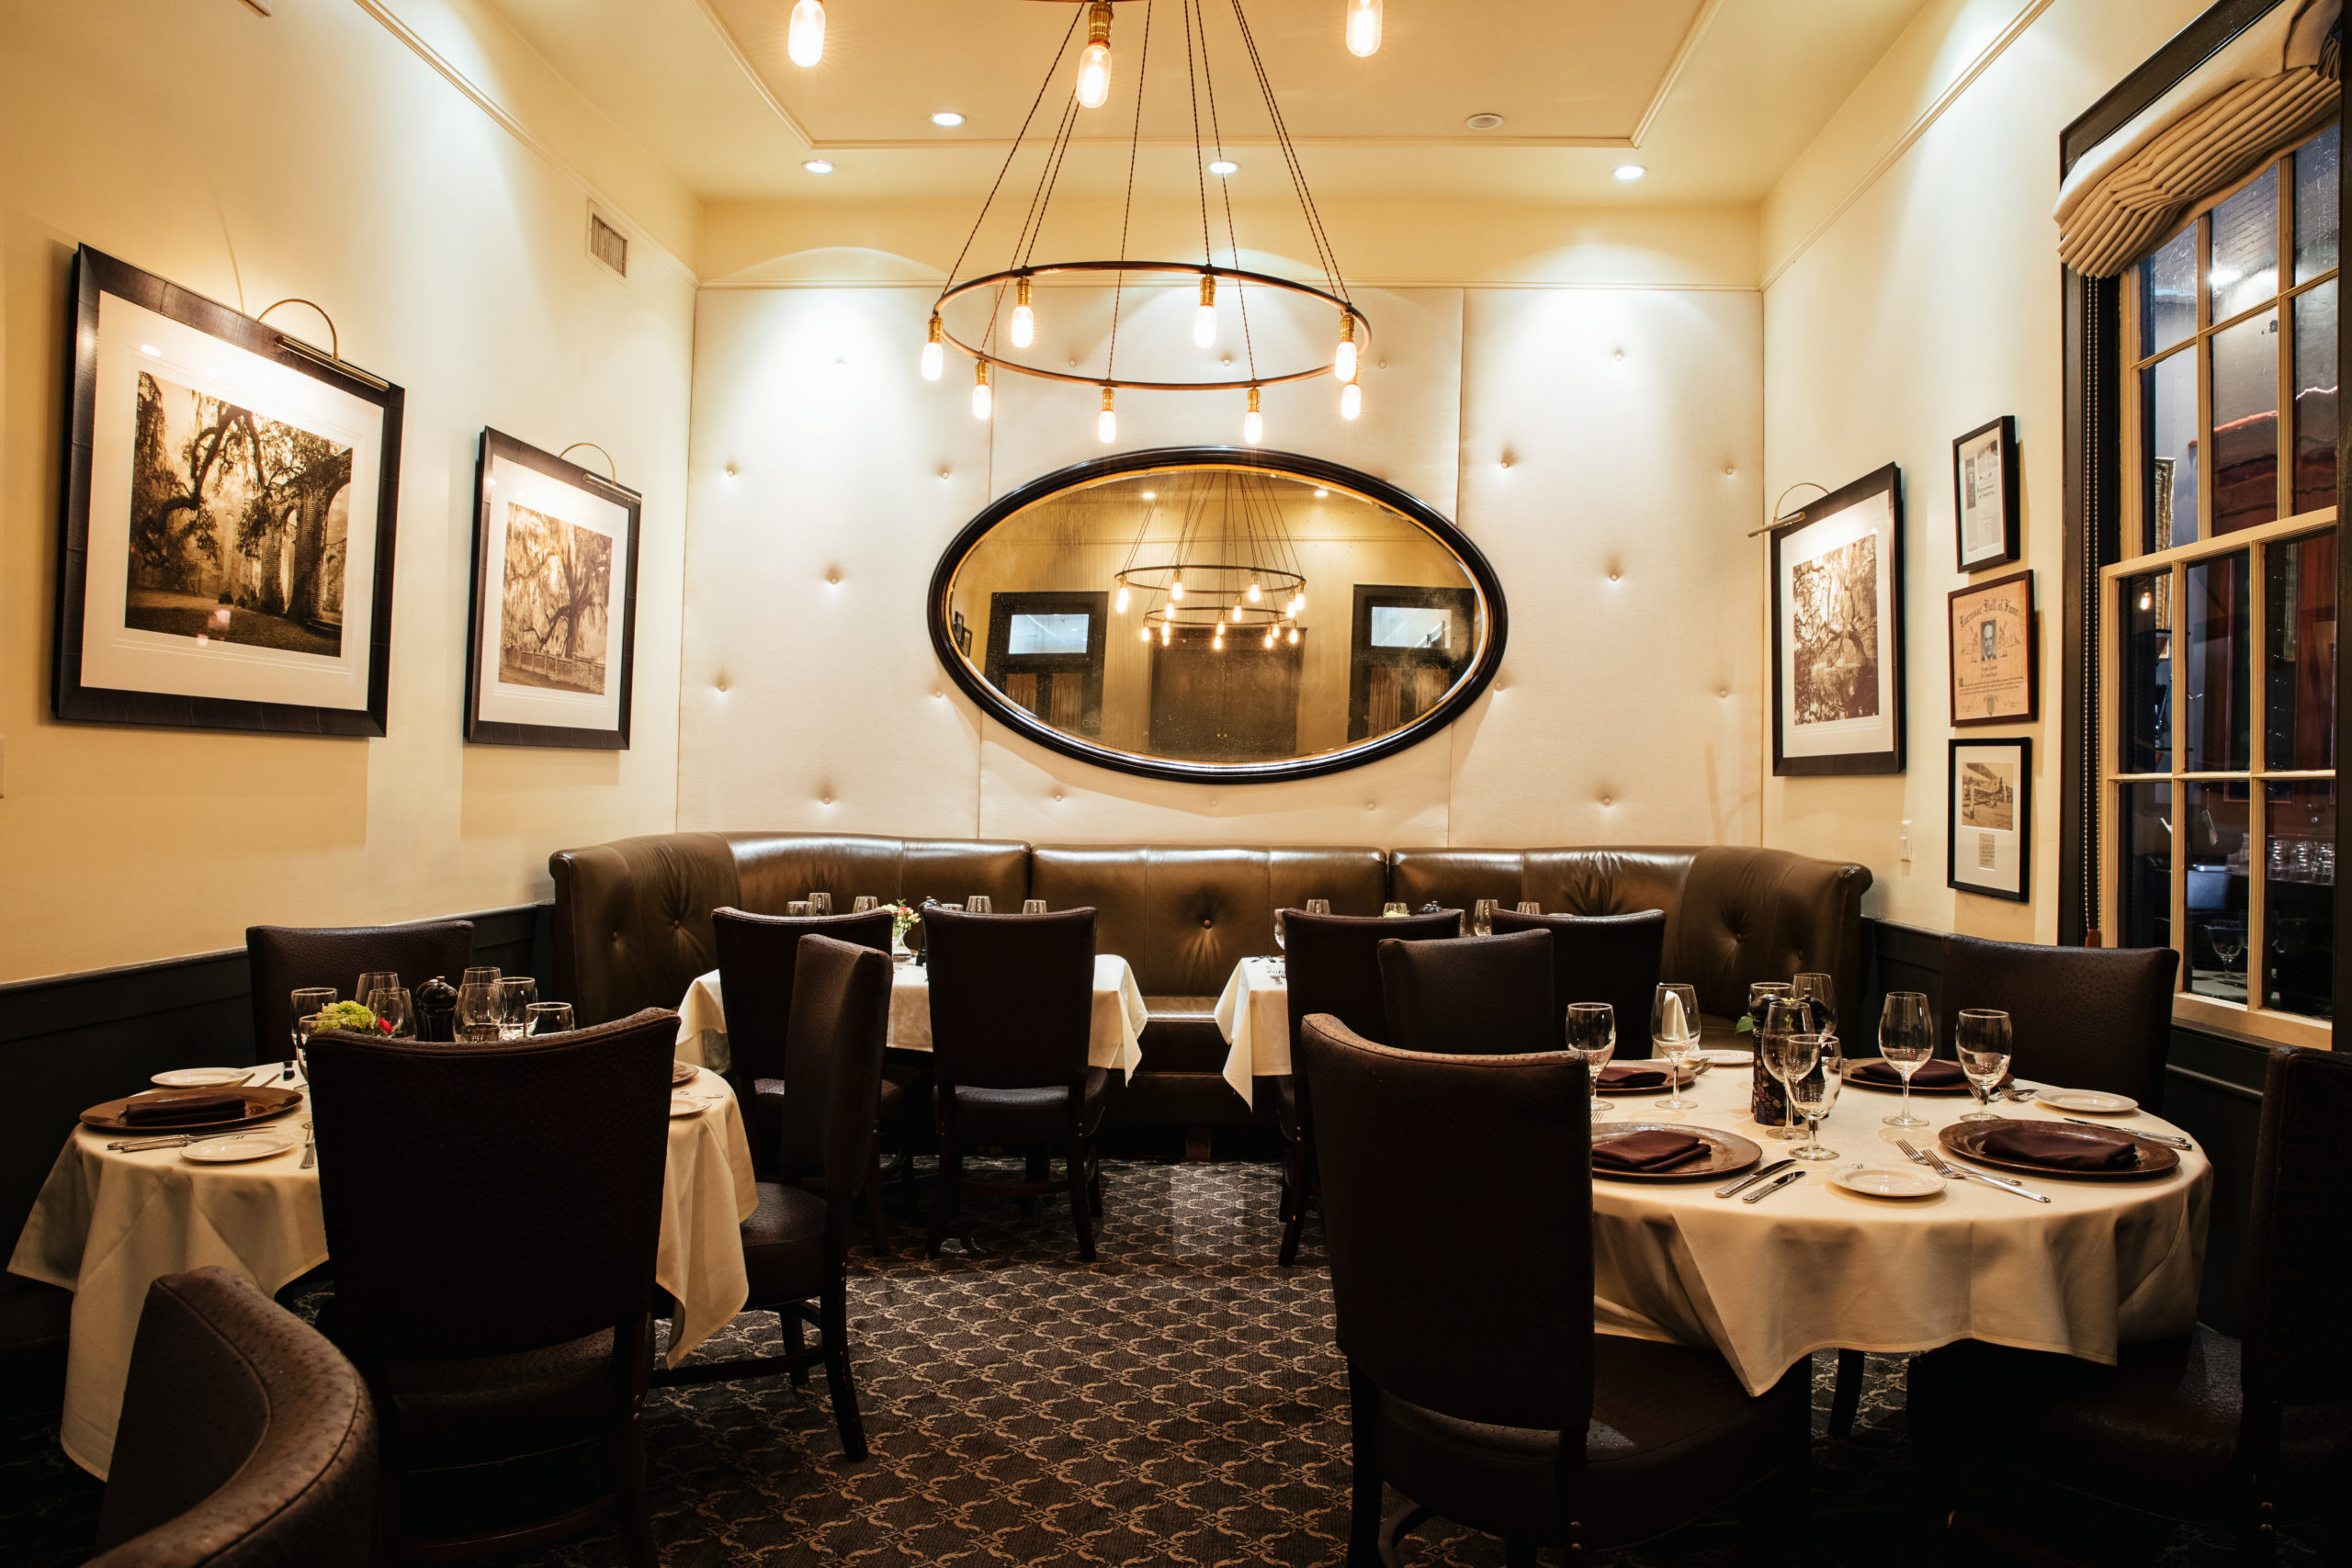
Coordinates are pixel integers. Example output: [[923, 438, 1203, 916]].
[[1297, 1014, 1811, 1565], [304, 1009, 675, 1567], [713, 906, 899, 1251], [1276, 908, 1460, 1265], [1376, 929, 1555, 1055], [920, 906, 1105, 1262], [89, 1266, 377, 1568], [1908, 1043, 2352, 1565], [1488, 908, 1668, 1057], [1939, 932, 2178, 1107], [245, 919, 475, 1058], [653, 933, 888, 1461]]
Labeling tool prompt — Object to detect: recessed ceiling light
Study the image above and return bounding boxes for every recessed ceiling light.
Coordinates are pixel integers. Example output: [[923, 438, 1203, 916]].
[[139, 344, 161, 356], [1141, 491, 1157, 500], [1208, 158, 1238, 176], [932, 111, 966, 127], [1464, 112, 1504, 130], [1614, 164, 1646, 181], [1313, 489, 1329, 498], [803, 159, 834, 175]]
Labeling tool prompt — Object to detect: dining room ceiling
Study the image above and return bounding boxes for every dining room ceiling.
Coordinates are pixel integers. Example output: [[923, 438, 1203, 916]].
[[482, 0, 1932, 207]]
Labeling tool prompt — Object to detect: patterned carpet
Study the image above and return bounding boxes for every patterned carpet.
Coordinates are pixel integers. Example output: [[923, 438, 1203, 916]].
[[0, 1157, 2327, 1566]]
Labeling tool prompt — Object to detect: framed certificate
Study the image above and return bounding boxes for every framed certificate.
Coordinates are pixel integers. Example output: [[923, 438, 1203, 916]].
[[1947, 570, 2037, 726], [1950, 737, 2031, 902], [1952, 415, 2018, 572]]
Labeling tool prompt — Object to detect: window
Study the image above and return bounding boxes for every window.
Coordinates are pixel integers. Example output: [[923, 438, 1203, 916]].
[[1347, 586, 1475, 741], [2101, 124, 2339, 1043], [984, 592, 1106, 737]]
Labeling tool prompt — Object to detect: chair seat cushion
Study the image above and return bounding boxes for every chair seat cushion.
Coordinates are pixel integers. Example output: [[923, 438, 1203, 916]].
[[741, 1181, 829, 1308], [945, 1068, 1110, 1143], [379, 1329, 616, 1466], [1373, 1336, 1802, 1546], [1140, 999, 1230, 1074]]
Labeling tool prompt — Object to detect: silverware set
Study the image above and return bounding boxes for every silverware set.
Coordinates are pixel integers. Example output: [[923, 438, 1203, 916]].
[[1741, 1169, 1804, 1203], [2064, 1115, 2191, 1148], [1896, 1138, 2051, 1203], [107, 1131, 243, 1153], [1715, 1158, 1793, 1200]]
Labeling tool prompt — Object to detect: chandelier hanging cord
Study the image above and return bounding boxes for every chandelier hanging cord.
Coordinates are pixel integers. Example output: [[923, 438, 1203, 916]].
[[1227, 0, 1348, 302], [1194, 0, 1256, 384], [940, 3, 1085, 299], [1183, 0, 1214, 269], [1105, 0, 1155, 384]]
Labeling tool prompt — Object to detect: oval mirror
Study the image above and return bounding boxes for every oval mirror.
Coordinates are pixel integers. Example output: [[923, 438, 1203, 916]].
[[930, 448, 1507, 783]]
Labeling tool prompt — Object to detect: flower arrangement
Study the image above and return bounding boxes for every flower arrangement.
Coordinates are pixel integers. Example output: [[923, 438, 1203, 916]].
[[313, 999, 389, 1033], [881, 902, 920, 948]]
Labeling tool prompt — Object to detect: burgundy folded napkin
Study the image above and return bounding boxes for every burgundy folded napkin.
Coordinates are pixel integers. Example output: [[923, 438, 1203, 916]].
[[121, 1091, 247, 1126], [1596, 1063, 1690, 1090], [1591, 1129, 1711, 1172], [1976, 1122, 2140, 1171], [1846, 1058, 1968, 1089]]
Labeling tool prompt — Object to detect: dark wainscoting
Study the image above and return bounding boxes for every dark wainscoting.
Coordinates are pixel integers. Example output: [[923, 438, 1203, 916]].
[[1863, 916, 2272, 1334], [0, 905, 550, 1253]]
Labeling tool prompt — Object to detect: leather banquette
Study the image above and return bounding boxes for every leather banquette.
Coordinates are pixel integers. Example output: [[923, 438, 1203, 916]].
[[550, 832, 1870, 1126]]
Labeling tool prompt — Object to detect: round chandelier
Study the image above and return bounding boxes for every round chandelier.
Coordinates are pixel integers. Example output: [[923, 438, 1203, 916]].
[[1111, 470, 1312, 651], [920, 0, 1373, 447]]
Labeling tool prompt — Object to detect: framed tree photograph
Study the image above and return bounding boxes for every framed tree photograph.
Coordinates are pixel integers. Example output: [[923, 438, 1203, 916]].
[[1950, 736, 2031, 902], [464, 429, 641, 750], [1948, 570, 2038, 726], [53, 247, 403, 734], [1952, 414, 2019, 572], [1770, 463, 1905, 776]]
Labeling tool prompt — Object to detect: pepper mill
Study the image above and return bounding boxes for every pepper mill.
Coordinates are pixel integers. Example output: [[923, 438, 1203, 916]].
[[413, 975, 459, 1043]]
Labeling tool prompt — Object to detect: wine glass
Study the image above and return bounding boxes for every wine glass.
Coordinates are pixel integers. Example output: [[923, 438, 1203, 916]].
[[2211, 924, 2245, 981], [461, 966, 501, 990], [1023, 899, 1048, 915], [1515, 901, 1542, 915], [1792, 972, 1837, 1037], [290, 987, 335, 1077], [525, 1001, 573, 1036], [1306, 898, 1332, 916], [456, 982, 501, 1042], [1762, 1026, 1821, 1145], [356, 971, 400, 1010], [786, 901, 812, 917], [967, 896, 993, 915], [1272, 908, 1289, 979], [496, 976, 538, 1042], [1954, 1010, 2013, 1122], [853, 897, 879, 914], [808, 892, 833, 916], [367, 987, 414, 1040], [1877, 991, 1935, 1129], [1651, 983, 1702, 1111], [1383, 902, 1409, 919], [1473, 898, 1498, 938], [1563, 1003, 1616, 1117], [1786, 1033, 1843, 1161]]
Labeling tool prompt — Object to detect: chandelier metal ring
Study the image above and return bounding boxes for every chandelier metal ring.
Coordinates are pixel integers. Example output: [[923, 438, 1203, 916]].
[[1114, 561, 1305, 597]]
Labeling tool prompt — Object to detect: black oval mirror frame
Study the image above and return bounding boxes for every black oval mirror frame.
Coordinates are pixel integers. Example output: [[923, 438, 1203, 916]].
[[928, 446, 1510, 784]]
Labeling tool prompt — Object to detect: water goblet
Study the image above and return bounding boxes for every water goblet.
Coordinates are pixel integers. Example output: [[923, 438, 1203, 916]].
[[1472, 898, 1498, 938], [356, 971, 401, 1010], [1515, 901, 1542, 915], [808, 892, 833, 916], [853, 897, 879, 914], [461, 966, 501, 990], [1792, 971, 1838, 1036], [1954, 1009, 2012, 1122], [1877, 991, 1935, 1129], [290, 987, 335, 1077], [1272, 908, 1289, 979], [1563, 1003, 1616, 1117], [1763, 1026, 1821, 1145], [1651, 982, 1702, 1111], [497, 976, 539, 1042], [1383, 902, 1409, 919], [366, 987, 414, 1040], [1023, 899, 1048, 915], [786, 901, 813, 917], [967, 896, 993, 915], [525, 1001, 574, 1037], [456, 982, 501, 1043], [1306, 898, 1332, 916]]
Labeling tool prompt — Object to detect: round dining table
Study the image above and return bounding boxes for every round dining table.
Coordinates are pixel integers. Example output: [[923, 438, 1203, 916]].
[[7, 1066, 758, 1480]]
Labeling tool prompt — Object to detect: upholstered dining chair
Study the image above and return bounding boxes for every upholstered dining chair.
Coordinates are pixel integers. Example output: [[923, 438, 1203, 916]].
[[245, 919, 476, 1062], [1488, 908, 1668, 1057], [921, 906, 1105, 1262], [1277, 908, 1461, 1265], [304, 1009, 675, 1567], [1909, 1043, 2352, 1564], [653, 933, 888, 1461], [1376, 929, 1555, 1055], [89, 1267, 377, 1568], [713, 906, 899, 1249], [1298, 1015, 1811, 1565], [1939, 933, 2179, 1107]]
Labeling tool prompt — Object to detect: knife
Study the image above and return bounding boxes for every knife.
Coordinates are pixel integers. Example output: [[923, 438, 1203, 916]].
[[1716, 1158, 1793, 1200], [1741, 1169, 1804, 1204], [2064, 1116, 2191, 1148]]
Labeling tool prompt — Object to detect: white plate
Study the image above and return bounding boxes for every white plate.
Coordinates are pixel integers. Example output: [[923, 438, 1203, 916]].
[[152, 1067, 251, 1089], [1831, 1165, 1944, 1199], [1696, 1049, 1752, 1066], [670, 1090, 717, 1119], [2036, 1089, 2139, 1115], [671, 1060, 700, 1086], [181, 1131, 300, 1163]]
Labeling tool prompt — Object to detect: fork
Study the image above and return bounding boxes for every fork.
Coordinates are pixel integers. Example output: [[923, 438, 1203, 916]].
[[1895, 1138, 2051, 1203], [300, 1120, 316, 1169]]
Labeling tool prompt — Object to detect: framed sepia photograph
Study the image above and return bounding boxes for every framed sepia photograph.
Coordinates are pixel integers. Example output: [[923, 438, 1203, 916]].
[[1948, 570, 2037, 726], [53, 246, 403, 734], [1952, 414, 2019, 572], [1949, 736, 2031, 902], [464, 429, 641, 749], [1770, 463, 1905, 776]]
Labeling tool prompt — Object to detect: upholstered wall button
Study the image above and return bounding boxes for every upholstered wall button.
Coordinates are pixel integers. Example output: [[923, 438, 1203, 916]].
[[715, 677, 729, 693], [1201, 918, 1213, 929], [827, 568, 842, 585]]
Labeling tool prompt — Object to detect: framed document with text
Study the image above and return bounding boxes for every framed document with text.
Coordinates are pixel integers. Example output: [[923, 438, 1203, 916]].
[[1950, 737, 2030, 902], [1952, 415, 2018, 572], [1947, 570, 2036, 726]]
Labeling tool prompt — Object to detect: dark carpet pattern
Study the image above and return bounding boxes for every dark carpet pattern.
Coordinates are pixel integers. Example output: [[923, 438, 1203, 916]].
[[0, 1158, 2328, 1566]]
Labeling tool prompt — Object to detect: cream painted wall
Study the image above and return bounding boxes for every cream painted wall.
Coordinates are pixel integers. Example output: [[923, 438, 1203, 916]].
[[1759, 0, 2212, 938], [0, 0, 696, 981]]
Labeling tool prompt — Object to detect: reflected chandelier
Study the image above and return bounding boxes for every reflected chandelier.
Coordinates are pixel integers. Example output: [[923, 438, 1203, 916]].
[[921, 0, 1372, 447], [1113, 471, 1310, 651]]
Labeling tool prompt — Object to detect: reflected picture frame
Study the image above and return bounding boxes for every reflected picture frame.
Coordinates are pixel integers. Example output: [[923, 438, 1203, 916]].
[[1952, 414, 2020, 572], [1770, 463, 1905, 776], [1950, 736, 2031, 902]]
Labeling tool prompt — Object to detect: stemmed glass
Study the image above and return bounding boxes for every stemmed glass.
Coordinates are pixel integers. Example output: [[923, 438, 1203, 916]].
[[1651, 983, 1702, 1111], [1955, 1010, 2013, 1122], [786, 900, 812, 917], [1382, 902, 1409, 918], [1306, 898, 1332, 917], [367, 987, 414, 1040], [1272, 908, 1289, 980], [496, 976, 538, 1042], [356, 971, 400, 1011], [1563, 1003, 1616, 1117], [2211, 925, 2245, 984], [1786, 1033, 1843, 1160], [1877, 991, 1935, 1129], [1023, 899, 1048, 915], [968, 896, 993, 914], [1762, 1025, 1821, 1146], [290, 987, 335, 1077], [461, 966, 501, 990], [852, 897, 879, 914], [1754, 996, 1809, 1139], [1792, 972, 1837, 1036], [525, 1001, 574, 1036], [457, 982, 501, 1042], [1515, 901, 1541, 915], [808, 892, 833, 916], [1473, 898, 1498, 938]]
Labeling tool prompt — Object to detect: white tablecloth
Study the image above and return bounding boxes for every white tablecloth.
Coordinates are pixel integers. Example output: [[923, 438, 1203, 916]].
[[8, 1067, 758, 1479], [1213, 956, 1291, 1108], [679, 954, 1149, 1077]]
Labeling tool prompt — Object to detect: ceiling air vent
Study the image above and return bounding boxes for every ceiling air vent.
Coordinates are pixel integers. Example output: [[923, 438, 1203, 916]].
[[587, 207, 629, 281]]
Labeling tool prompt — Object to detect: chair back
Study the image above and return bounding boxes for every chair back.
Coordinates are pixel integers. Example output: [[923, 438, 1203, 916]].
[[1940, 933, 2177, 1105], [1491, 908, 1668, 1057], [2244, 1044, 2352, 1419], [1377, 931, 1555, 1055], [93, 1267, 376, 1567], [922, 907, 1098, 1089], [245, 919, 474, 1060], [1298, 1014, 1593, 1434], [775, 934, 894, 1195], [303, 1009, 674, 1361], [1283, 909, 1462, 1052], [713, 907, 894, 1095]]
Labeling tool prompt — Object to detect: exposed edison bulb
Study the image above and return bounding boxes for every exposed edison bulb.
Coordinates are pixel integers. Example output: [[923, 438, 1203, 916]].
[[1247, 581, 1262, 603], [1010, 278, 1035, 349], [1340, 379, 1363, 420], [1344, 0, 1382, 58], [1170, 576, 1185, 602], [921, 314, 944, 381], [1243, 385, 1264, 446], [1334, 315, 1358, 382], [787, 0, 826, 67], [970, 364, 992, 421], [1292, 592, 1306, 615], [1077, 2, 1114, 108], [1194, 276, 1218, 348], [1139, 625, 1152, 644], [1263, 630, 1276, 649], [2140, 591, 2154, 610], [1097, 386, 1117, 444], [1115, 583, 1131, 613], [1288, 626, 1300, 645], [1160, 620, 1172, 646]]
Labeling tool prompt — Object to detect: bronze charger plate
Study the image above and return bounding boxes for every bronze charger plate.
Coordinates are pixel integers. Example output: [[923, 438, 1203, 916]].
[[1593, 1061, 1707, 1096], [1937, 1118, 2182, 1180], [1590, 1122, 1761, 1182], [80, 1086, 305, 1134], [1841, 1066, 2011, 1097]]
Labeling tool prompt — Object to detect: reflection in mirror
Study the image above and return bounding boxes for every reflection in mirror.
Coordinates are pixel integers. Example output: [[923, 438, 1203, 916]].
[[940, 459, 1498, 776]]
